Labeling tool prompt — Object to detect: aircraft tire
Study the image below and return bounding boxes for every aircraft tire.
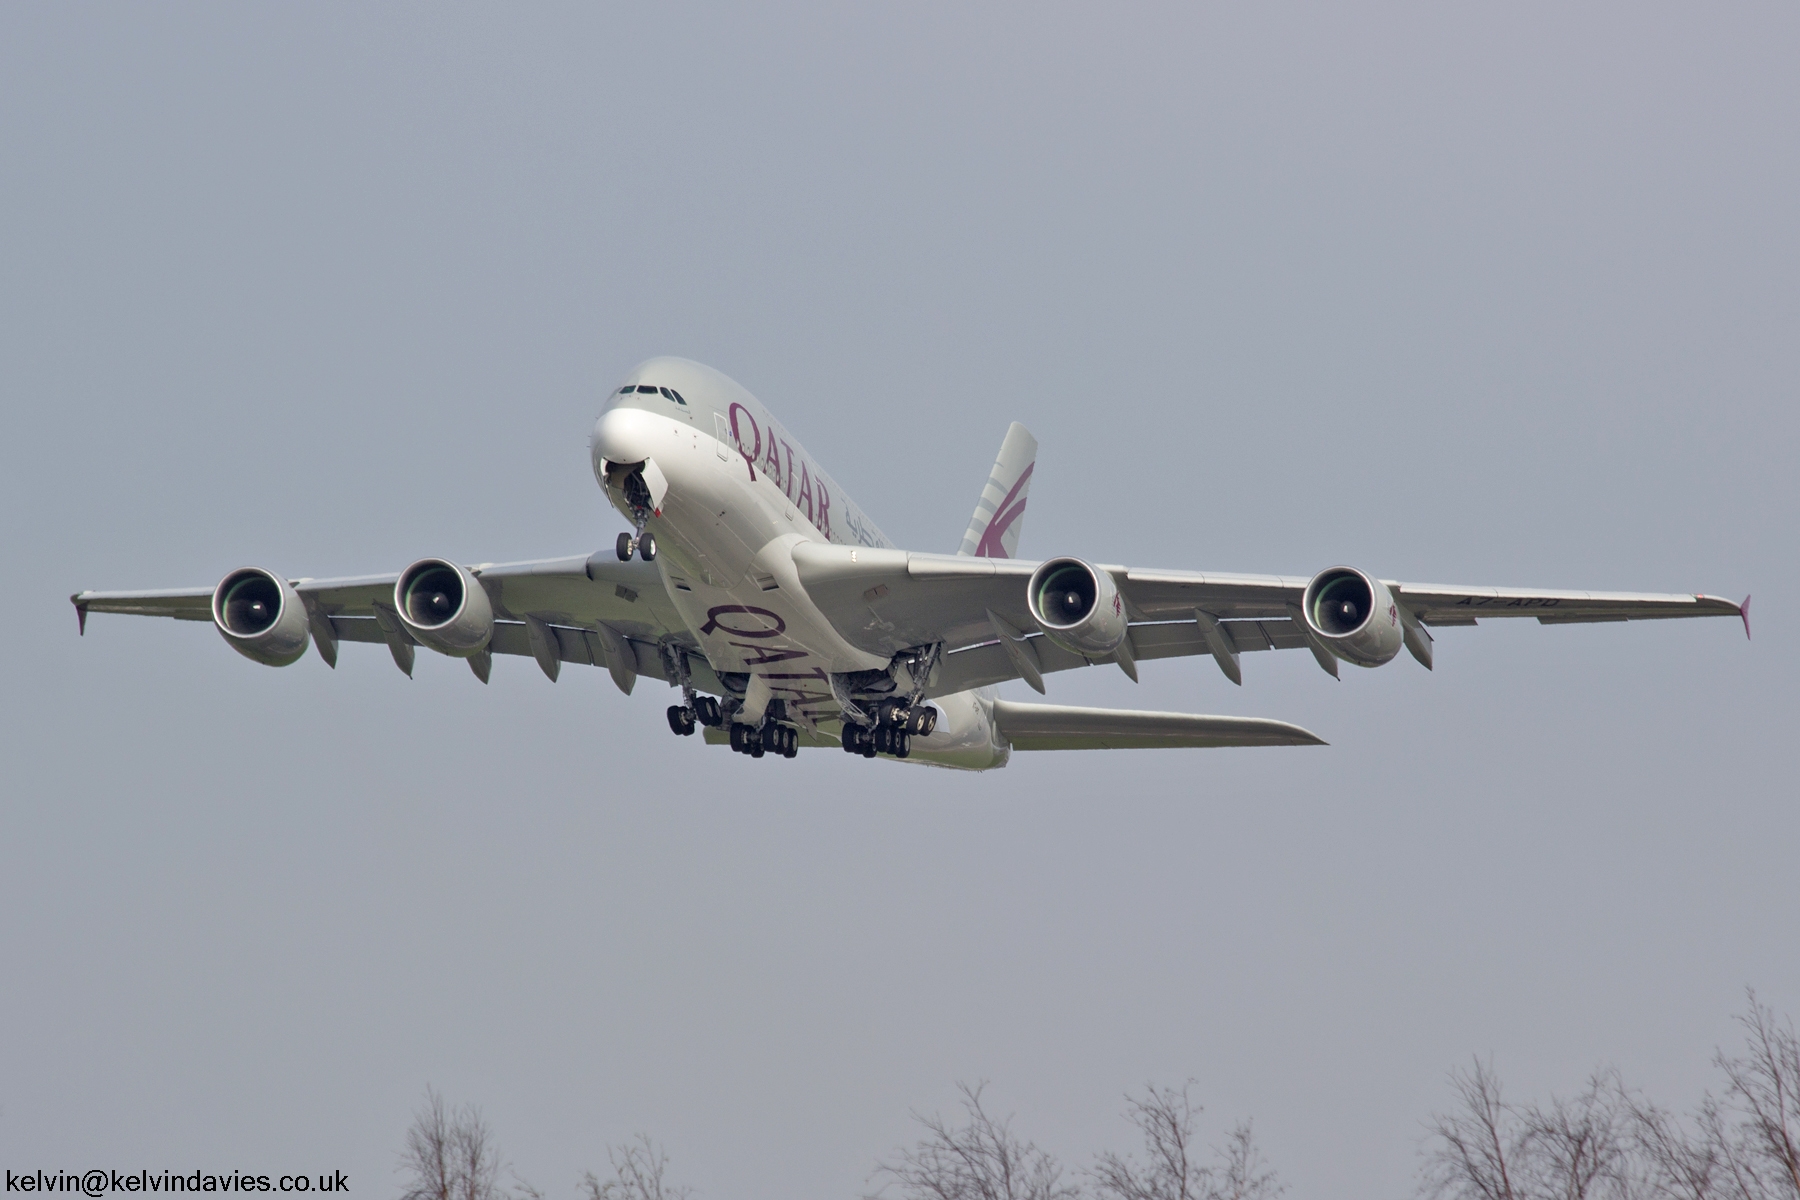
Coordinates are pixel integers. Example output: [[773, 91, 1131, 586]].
[[639, 533, 657, 562], [615, 532, 635, 561]]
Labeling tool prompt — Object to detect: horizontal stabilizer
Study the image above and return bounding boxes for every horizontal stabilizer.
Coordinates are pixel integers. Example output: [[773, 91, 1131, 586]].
[[992, 700, 1325, 751]]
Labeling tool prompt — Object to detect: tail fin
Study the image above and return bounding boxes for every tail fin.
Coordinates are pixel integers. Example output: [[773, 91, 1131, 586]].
[[959, 422, 1037, 558]]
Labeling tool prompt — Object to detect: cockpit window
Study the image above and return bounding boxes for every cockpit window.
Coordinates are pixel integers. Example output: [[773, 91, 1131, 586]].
[[617, 383, 687, 406]]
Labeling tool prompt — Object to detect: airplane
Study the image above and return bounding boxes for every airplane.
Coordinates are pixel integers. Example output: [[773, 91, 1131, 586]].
[[71, 357, 1750, 771]]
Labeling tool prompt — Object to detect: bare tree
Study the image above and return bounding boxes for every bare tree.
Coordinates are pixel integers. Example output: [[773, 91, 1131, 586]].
[[1612, 991, 1799, 1200], [1626, 1093, 1727, 1200], [578, 1135, 692, 1200], [1713, 992, 1800, 1199], [1088, 1083, 1281, 1200], [870, 1082, 1081, 1200], [1512, 1071, 1632, 1200], [1421, 1060, 1633, 1200], [400, 1088, 507, 1200], [1424, 993, 1800, 1200], [1422, 1060, 1520, 1200]]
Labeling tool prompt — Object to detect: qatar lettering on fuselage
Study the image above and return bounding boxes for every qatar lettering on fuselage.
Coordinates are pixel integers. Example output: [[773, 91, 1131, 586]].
[[712, 400, 882, 723], [721, 400, 893, 551], [606, 368, 894, 728], [697, 602, 839, 721]]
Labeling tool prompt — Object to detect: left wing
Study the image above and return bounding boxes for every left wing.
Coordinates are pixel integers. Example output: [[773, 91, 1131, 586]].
[[788, 544, 1747, 695]]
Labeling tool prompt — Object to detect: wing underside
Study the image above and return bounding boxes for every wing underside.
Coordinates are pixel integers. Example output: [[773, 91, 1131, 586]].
[[75, 544, 1746, 703], [72, 554, 703, 691], [787, 542, 1745, 695]]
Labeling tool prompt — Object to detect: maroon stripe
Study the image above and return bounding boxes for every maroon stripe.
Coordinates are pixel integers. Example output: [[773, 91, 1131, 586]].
[[974, 463, 1034, 558]]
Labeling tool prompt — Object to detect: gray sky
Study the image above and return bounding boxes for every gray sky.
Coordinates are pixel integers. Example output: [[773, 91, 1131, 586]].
[[2, 5, 1795, 1198]]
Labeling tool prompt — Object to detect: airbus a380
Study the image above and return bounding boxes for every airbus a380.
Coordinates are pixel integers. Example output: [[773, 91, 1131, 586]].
[[73, 358, 1749, 771]]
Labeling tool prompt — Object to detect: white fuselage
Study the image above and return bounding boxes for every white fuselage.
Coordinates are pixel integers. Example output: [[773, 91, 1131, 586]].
[[589, 357, 1008, 770]]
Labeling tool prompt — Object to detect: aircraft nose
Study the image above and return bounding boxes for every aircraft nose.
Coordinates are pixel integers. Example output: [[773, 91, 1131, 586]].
[[591, 406, 662, 466]]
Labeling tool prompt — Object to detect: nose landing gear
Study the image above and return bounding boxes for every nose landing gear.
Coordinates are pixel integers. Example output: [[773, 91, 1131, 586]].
[[615, 531, 657, 562]]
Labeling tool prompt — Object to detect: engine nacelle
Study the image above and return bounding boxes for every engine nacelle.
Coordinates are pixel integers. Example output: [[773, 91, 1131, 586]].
[[1026, 557, 1127, 659], [212, 567, 310, 666], [1300, 566, 1403, 668], [394, 558, 494, 657]]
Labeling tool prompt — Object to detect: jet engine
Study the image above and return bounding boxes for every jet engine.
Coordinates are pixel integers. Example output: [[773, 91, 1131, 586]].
[[1300, 566, 1403, 668], [211, 567, 310, 666], [394, 558, 494, 657], [1026, 557, 1127, 658]]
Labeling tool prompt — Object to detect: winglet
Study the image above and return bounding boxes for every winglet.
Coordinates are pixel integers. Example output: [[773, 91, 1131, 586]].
[[72, 595, 88, 636], [1741, 594, 1751, 641]]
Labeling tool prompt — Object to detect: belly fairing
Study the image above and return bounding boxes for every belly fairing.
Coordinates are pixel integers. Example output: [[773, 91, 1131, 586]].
[[902, 687, 1011, 771]]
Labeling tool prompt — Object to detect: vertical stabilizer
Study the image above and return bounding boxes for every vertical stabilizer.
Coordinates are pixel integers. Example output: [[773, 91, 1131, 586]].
[[959, 422, 1038, 558]]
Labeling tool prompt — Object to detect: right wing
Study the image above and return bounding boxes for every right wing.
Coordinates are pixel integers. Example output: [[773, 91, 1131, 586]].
[[73, 553, 694, 692]]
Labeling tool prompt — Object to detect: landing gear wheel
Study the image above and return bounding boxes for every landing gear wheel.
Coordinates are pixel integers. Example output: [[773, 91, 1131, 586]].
[[616, 532, 636, 562], [666, 705, 696, 736], [638, 533, 657, 562], [905, 706, 938, 736], [695, 696, 722, 727]]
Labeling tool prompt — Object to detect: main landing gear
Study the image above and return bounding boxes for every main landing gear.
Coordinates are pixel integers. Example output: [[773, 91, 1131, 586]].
[[840, 702, 938, 759], [666, 695, 721, 736], [730, 720, 799, 759], [616, 531, 656, 562], [668, 695, 798, 759]]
